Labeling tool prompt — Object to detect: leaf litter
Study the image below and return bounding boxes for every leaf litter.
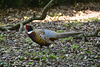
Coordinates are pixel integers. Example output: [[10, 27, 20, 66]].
[[0, 2, 100, 67]]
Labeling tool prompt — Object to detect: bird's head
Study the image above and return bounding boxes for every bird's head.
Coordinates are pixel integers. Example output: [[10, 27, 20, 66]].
[[26, 24, 33, 32]]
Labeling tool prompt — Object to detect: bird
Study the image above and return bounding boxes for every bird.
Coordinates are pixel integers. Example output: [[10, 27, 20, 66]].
[[25, 24, 82, 48]]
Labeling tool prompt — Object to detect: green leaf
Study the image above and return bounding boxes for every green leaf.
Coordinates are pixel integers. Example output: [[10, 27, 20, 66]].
[[40, 53, 43, 55], [20, 56, 25, 60], [29, 62, 34, 65], [48, 54, 58, 59], [33, 56, 40, 60], [42, 56, 48, 62]]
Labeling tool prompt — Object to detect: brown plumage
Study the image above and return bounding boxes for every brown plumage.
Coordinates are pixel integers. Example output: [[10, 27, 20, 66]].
[[26, 25, 83, 48]]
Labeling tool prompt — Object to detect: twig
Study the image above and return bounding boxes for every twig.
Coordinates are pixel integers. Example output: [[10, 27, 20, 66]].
[[0, 0, 55, 31], [17, 23, 23, 36]]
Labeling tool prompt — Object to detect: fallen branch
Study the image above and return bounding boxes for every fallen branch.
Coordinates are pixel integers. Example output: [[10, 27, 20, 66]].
[[17, 23, 24, 36], [0, 0, 55, 31]]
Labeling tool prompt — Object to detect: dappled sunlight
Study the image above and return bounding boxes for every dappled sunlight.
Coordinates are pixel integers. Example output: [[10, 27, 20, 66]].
[[0, 1, 100, 67], [40, 10, 100, 23], [0, 4, 100, 24]]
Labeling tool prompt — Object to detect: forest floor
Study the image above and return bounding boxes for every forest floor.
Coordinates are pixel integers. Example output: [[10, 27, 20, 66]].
[[0, 2, 100, 67]]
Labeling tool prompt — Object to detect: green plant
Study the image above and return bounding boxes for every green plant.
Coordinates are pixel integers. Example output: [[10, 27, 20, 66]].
[[33, 56, 40, 60], [72, 22, 78, 26], [80, 48, 83, 51], [26, 38, 33, 45], [20, 56, 25, 60], [4, 62, 9, 66], [48, 54, 58, 59], [91, 52, 95, 55], [33, 52, 39, 56], [63, 23, 69, 27], [40, 53, 43, 55], [84, 17, 99, 22], [0, 34, 7, 42], [42, 56, 48, 62], [71, 26, 73, 29], [8, 51, 11, 54], [94, 18, 99, 22], [85, 50, 91, 54], [0, 60, 4, 66], [61, 49, 66, 52], [72, 44, 80, 50], [43, 49, 50, 54], [61, 37, 73, 42], [24, 51, 33, 56], [39, 61, 42, 66], [29, 62, 34, 65]]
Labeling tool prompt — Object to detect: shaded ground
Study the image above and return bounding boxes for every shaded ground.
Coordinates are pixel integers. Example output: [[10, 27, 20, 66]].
[[0, 2, 100, 67]]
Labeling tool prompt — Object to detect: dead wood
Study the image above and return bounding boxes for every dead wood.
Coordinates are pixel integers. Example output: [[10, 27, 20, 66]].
[[0, 0, 55, 31]]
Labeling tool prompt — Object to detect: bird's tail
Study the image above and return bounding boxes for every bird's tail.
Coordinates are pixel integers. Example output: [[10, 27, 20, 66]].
[[58, 31, 83, 38]]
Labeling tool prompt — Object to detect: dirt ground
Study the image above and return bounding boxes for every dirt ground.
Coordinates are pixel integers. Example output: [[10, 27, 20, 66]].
[[0, 2, 100, 67]]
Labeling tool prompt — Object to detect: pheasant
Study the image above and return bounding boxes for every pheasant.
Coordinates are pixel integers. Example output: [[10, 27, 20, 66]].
[[25, 24, 82, 48]]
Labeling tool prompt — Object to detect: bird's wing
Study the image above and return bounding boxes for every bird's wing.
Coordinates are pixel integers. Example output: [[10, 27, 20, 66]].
[[34, 29, 58, 42]]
